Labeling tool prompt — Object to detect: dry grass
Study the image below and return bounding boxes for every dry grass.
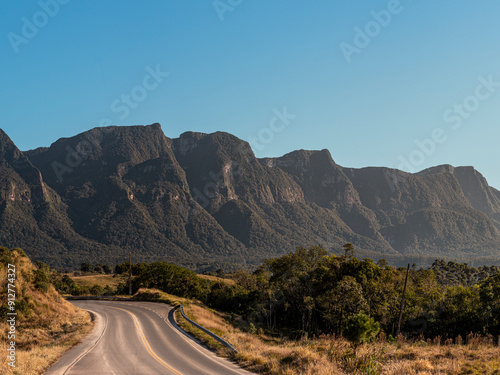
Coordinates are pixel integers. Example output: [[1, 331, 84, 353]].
[[1, 249, 93, 375], [181, 303, 342, 374], [135, 288, 500, 375], [70, 273, 126, 289], [197, 274, 237, 286], [133, 287, 188, 305], [379, 342, 500, 374]]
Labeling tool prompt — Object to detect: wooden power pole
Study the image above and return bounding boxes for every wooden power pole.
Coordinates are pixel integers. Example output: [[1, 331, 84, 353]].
[[396, 263, 410, 337], [128, 252, 132, 296]]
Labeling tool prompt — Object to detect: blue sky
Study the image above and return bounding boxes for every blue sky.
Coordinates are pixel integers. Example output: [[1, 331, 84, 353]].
[[2, 1, 500, 188]]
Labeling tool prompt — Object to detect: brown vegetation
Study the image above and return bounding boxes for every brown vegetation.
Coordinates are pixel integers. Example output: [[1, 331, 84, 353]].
[[136, 288, 500, 375], [70, 273, 126, 290], [197, 274, 236, 286], [0, 248, 93, 375]]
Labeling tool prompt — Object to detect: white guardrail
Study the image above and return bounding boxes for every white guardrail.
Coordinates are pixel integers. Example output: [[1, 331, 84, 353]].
[[179, 305, 238, 353]]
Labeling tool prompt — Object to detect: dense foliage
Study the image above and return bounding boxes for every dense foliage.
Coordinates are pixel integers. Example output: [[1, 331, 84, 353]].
[[114, 245, 500, 342], [7, 242, 500, 346], [33, 261, 116, 296]]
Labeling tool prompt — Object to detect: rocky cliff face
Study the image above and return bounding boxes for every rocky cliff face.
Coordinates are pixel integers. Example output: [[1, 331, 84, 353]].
[[419, 165, 500, 231], [0, 129, 47, 204], [345, 166, 500, 256], [0, 129, 117, 267], [25, 125, 248, 269], [2, 124, 500, 270]]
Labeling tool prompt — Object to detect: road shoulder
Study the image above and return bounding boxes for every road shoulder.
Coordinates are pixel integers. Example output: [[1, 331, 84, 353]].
[[44, 309, 106, 375]]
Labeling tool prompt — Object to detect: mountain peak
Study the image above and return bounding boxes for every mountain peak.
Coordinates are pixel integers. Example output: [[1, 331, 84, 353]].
[[418, 164, 456, 176], [417, 163, 500, 223], [80, 122, 165, 144], [271, 149, 335, 170], [0, 128, 23, 162], [173, 131, 254, 161], [0, 128, 47, 203], [453, 166, 500, 216], [178, 131, 208, 139]]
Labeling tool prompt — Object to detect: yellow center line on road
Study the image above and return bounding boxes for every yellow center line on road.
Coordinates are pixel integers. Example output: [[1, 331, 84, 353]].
[[109, 306, 184, 375]]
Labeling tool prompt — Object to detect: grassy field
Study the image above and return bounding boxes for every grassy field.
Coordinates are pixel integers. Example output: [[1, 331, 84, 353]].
[[135, 288, 500, 375], [70, 273, 127, 289], [197, 274, 236, 286], [69, 272, 233, 292]]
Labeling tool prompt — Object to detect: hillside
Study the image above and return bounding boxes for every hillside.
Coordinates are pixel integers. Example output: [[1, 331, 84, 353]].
[[0, 129, 123, 267], [1, 124, 500, 270], [0, 247, 92, 374]]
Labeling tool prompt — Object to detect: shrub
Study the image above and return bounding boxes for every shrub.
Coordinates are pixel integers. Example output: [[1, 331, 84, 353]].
[[90, 284, 104, 296], [0, 304, 10, 319], [80, 262, 92, 273], [12, 248, 27, 257], [343, 312, 380, 346], [34, 268, 51, 292]]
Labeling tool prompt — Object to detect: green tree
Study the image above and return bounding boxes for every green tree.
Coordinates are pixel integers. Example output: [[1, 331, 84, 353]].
[[319, 276, 368, 334], [115, 263, 128, 274], [265, 245, 328, 333], [433, 285, 481, 338], [342, 243, 355, 258], [80, 262, 92, 273], [343, 312, 380, 346], [479, 273, 500, 335], [90, 285, 104, 296]]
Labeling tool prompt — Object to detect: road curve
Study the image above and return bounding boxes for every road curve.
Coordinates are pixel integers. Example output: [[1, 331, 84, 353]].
[[45, 301, 254, 375]]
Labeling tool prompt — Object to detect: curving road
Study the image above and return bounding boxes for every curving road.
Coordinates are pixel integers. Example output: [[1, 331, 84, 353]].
[[45, 301, 254, 375]]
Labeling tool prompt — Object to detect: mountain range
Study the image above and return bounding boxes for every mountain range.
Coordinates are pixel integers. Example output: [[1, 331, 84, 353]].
[[1, 124, 500, 271]]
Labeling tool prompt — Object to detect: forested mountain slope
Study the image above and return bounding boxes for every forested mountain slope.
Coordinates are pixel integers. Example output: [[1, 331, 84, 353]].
[[1, 124, 499, 270]]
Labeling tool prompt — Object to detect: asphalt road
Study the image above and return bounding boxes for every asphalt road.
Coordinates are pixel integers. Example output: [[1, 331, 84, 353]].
[[45, 300, 254, 375]]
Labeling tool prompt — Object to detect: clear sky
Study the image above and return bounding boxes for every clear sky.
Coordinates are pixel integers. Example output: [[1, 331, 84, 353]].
[[1, 1, 500, 188]]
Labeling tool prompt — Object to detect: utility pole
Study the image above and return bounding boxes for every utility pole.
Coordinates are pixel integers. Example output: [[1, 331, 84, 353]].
[[396, 263, 410, 337], [128, 252, 132, 296]]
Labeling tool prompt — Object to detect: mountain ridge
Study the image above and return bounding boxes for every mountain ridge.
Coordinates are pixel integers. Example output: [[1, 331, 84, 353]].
[[1, 124, 500, 270]]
